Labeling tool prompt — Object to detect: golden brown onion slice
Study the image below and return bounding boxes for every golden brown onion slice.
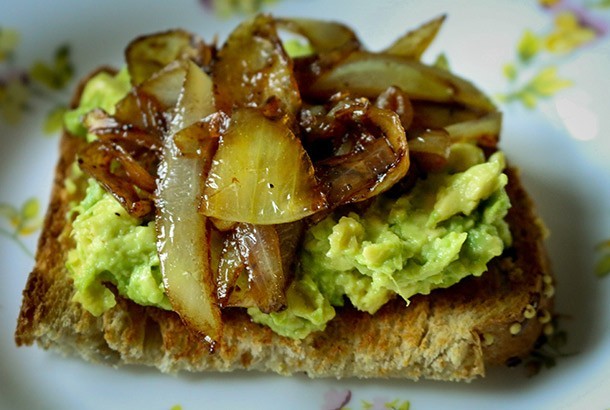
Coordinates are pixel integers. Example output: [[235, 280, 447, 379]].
[[212, 14, 300, 116], [215, 232, 245, 307], [126, 29, 212, 86], [201, 108, 326, 225], [375, 86, 414, 132], [408, 128, 451, 172], [410, 101, 483, 130], [444, 111, 502, 148], [156, 60, 221, 343], [218, 223, 287, 313], [78, 140, 154, 218], [173, 111, 229, 157], [305, 51, 496, 112], [234, 223, 287, 313], [109, 61, 188, 139], [383, 15, 446, 60], [275, 17, 361, 55], [315, 105, 409, 205]]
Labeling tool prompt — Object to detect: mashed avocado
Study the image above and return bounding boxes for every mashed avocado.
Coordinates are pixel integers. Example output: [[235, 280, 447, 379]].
[[67, 181, 170, 316], [249, 146, 512, 338], [64, 68, 131, 140], [65, 70, 512, 338], [65, 70, 170, 316]]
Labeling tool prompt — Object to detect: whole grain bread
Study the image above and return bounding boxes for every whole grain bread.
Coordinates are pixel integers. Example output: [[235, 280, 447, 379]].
[[14, 69, 554, 382]]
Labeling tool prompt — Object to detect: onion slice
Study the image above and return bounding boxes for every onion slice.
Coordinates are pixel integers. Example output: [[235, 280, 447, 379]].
[[212, 14, 301, 116], [304, 51, 496, 112], [156, 60, 221, 343], [383, 15, 446, 60], [311, 101, 410, 206], [126, 29, 212, 86], [234, 223, 287, 313], [201, 108, 327, 225], [275, 17, 361, 55], [218, 223, 287, 313], [78, 140, 154, 218], [444, 111, 502, 148], [408, 128, 451, 172]]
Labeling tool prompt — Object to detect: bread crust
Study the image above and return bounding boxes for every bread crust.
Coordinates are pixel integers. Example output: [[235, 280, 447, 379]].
[[14, 70, 554, 381]]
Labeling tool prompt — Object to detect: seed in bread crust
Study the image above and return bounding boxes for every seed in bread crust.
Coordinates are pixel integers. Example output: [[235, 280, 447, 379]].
[[538, 309, 551, 324], [509, 322, 522, 335], [482, 333, 495, 346], [523, 304, 536, 319]]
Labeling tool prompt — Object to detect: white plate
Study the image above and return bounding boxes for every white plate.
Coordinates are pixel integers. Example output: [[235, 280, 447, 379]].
[[1, 1, 609, 409]]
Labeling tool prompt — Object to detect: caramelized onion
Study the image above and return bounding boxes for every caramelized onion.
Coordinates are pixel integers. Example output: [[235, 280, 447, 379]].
[[275, 17, 361, 55], [301, 97, 409, 206], [156, 60, 222, 343], [201, 108, 326, 225], [375, 86, 414, 135], [410, 101, 483, 130], [212, 14, 300, 116], [173, 111, 229, 158], [218, 223, 287, 313], [215, 231, 245, 306], [444, 111, 502, 148], [126, 29, 212, 86], [234, 223, 287, 313], [304, 51, 496, 112], [408, 128, 451, 172], [383, 15, 446, 60], [78, 140, 154, 218]]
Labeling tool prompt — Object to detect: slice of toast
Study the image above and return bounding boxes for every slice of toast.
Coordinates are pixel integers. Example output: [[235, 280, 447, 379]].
[[14, 69, 554, 382]]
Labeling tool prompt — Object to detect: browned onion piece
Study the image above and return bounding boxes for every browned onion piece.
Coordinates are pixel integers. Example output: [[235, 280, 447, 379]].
[[215, 221, 301, 310], [156, 60, 222, 343], [235, 223, 287, 313], [410, 101, 484, 130], [201, 108, 327, 225], [215, 232, 246, 306], [126, 29, 212, 86], [84, 108, 162, 151], [444, 111, 502, 148], [215, 223, 289, 313], [408, 128, 451, 172], [304, 51, 496, 112], [78, 63, 191, 219], [383, 15, 446, 60], [173, 111, 229, 157], [212, 14, 301, 116], [315, 105, 409, 205], [275, 17, 361, 55], [275, 220, 305, 275], [316, 138, 396, 204], [114, 61, 188, 137], [78, 140, 154, 218], [375, 86, 414, 131], [364, 106, 410, 193]]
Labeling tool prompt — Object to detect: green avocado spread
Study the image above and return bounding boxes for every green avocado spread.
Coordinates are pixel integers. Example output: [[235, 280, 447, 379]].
[[65, 70, 512, 339]]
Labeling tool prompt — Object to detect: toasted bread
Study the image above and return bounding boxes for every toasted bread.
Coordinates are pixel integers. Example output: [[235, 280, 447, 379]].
[[14, 68, 554, 381]]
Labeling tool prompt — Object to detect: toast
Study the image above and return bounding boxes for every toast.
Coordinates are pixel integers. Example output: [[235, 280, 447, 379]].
[[14, 19, 555, 381], [14, 78, 554, 383]]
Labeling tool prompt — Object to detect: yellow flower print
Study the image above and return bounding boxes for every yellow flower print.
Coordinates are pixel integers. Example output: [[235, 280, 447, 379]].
[[0, 197, 42, 257], [0, 27, 19, 62], [538, 0, 561, 8], [544, 11, 597, 53], [0, 77, 30, 124]]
